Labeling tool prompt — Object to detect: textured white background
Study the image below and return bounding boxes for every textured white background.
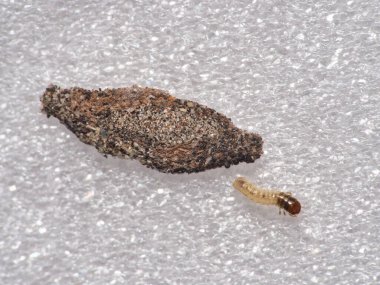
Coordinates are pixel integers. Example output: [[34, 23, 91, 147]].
[[1, 0, 379, 284]]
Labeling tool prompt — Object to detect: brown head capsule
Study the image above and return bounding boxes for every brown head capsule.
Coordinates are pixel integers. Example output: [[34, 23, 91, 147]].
[[41, 85, 263, 173], [233, 177, 301, 216], [276, 193, 301, 216]]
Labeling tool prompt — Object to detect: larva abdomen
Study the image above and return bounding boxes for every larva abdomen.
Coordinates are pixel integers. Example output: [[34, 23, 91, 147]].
[[233, 177, 278, 205]]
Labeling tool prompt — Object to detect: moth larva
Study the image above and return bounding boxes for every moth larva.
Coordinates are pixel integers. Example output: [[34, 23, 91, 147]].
[[233, 177, 301, 216]]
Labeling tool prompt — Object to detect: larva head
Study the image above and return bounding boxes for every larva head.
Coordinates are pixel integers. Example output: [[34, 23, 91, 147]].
[[286, 197, 301, 216], [278, 194, 301, 216]]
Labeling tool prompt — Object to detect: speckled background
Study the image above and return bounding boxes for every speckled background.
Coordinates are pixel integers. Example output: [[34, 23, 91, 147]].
[[1, 1, 379, 284]]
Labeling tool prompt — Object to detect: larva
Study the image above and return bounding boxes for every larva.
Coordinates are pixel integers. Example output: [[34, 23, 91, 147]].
[[233, 177, 301, 216]]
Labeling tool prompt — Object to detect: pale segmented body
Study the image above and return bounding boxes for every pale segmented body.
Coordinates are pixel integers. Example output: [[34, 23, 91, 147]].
[[233, 177, 301, 216]]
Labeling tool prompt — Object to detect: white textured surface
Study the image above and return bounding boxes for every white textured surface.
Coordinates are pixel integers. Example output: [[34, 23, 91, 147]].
[[1, 1, 379, 284]]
